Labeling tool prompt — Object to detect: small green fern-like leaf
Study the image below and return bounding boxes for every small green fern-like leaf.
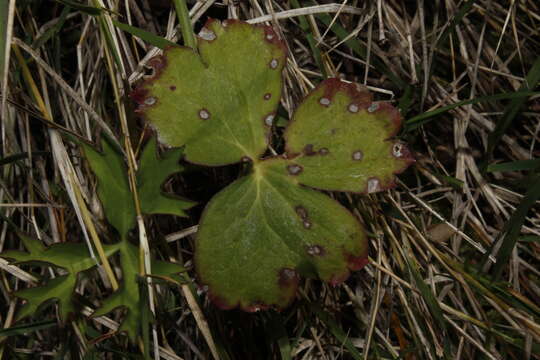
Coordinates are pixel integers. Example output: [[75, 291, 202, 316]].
[[82, 137, 190, 341], [81, 139, 135, 237], [92, 241, 185, 341], [133, 19, 414, 310], [82, 137, 194, 237], [137, 136, 195, 217], [1, 234, 118, 321]]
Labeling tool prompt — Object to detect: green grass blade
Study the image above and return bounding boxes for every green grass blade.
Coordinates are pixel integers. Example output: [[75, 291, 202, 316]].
[[405, 91, 540, 131], [487, 56, 540, 157], [266, 313, 292, 360], [314, 12, 406, 89], [54, 0, 104, 15], [0, 320, 57, 337], [406, 260, 447, 335], [112, 20, 176, 50], [310, 305, 362, 359], [0, 0, 9, 80], [0, 0, 14, 114], [290, 0, 326, 78], [171, 0, 196, 49], [0, 151, 49, 167], [32, 5, 71, 49], [487, 159, 540, 173], [486, 174, 540, 279]]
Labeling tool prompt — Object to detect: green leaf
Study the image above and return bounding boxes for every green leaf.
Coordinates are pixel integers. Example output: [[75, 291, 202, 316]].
[[15, 275, 76, 321], [485, 174, 540, 279], [54, 0, 103, 16], [487, 56, 540, 157], [0, 0, 13, 83], [196, 171, 368, 309], [279, 79, 413, 193], [112, 20, 177, 50], [82, 137, 193, 237], [405, 91, 540, 131], [0, 320, 56, 337], [487, 159, 540, 173], [131, 19, 286, 165], [1, 234, 118, 321], [92, 241, 185, 341], [133, 20, 413, 310], [92, 241, 140, 341], [137, 137, 195, 217], [81, 139, 136, 237]]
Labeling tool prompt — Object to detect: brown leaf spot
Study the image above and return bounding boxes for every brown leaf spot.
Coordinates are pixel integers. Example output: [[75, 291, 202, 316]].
[[169, 85, 176, 91], [367, 103, 379, 113], [286, 164, 303, 175], [264, 93, 272, 100], [264, 114, 275, 126], [352, 150, 363, 161], [319, 97, 331, 107], [144, 97, 156, 106], [278, 268, 299, 289], [199, 27, 216, 41], [306, 245, 325, 256], [295, 205, 308, 220], [198, 109, 210, 120], [348, 103, 359, 113], [130, 87, 149, 105], [319, 148, 329, 156], [303, 220, 312, 229], [303, 144, 316, 156], [367, 177, 380, 193], [269, 59, 279, 69]]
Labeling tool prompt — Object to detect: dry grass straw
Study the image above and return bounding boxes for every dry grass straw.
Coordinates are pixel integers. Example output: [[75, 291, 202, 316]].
[[1, 0, 539, 359]]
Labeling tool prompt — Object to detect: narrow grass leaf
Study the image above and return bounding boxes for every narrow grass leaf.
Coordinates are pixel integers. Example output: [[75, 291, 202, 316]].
[[487, 174, 540, 279], [0, 0, 10, 80], [487, 159, 540, 173], [0, 320, 56, 337], [314, 12, 406, 89], [113, 20, 176, 50], [171, 0, 196, 49], [405, 91, 540, 131], [54, 0, 103, 15], [266, 313, 292, 360], [406, 260, 447, 334], [487, 56, 540, 156], [32, 5, 71, 49], [310, 305, 362, 359], [0, 151, 49, 167], [290, 0, 326, 78]]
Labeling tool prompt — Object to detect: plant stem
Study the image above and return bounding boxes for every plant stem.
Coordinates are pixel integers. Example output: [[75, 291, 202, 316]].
[[172, 0, 196, 49]]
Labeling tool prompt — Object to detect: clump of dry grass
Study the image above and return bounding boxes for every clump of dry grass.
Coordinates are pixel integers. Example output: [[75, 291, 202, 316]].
[[1, 0, 539, 359]]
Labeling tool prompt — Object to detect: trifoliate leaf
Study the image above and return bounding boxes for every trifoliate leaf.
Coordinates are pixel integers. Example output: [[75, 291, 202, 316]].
[[131, 19, 286, 165], [1, 234, 118, 321], [132, 20, 414, 310]]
